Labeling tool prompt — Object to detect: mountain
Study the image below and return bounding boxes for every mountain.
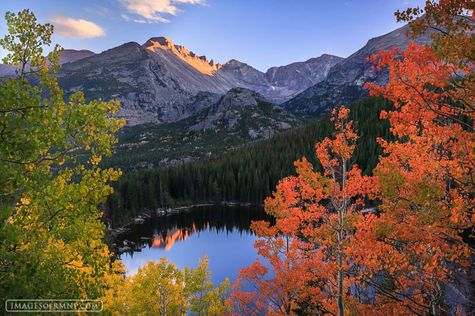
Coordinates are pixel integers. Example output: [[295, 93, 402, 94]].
[[283, 24, 432, 116], [0, 49, 95, 78], [105, 88, 299, 170], [56, 36, 340, 125], [141, 37, 342, 104], [265, 54, 343, 100], [0, 64, 16, 77], [3, 24, 428, 125], [142, 36, 232, 95], [59, 49, 95, 64], [58, 41, 200, 125], [189, 87, 298, 139]]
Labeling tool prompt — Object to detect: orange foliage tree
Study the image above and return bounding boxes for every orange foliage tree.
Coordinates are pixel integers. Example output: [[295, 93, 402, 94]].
[[231, 108, 375, 315], [230, 222, 310, 315], [233, 1, 473, 315], [349, 2, 474, 314]]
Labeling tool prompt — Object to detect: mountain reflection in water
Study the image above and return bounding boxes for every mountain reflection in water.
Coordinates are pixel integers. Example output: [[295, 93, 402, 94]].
[[117, 205, 273, 283], [115, 205, 272, 254], [151, 225, 194, 250]]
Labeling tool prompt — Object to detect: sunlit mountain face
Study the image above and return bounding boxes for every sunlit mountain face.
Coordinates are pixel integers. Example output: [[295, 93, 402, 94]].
[[144, 36, 222, 76]]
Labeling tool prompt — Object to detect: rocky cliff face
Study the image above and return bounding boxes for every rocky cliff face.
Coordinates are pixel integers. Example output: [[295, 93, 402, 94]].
[[144, 36, 222, 76], [216, 56, 343, 103], [265, 54, 343, 100], [143, 37, 232, 94], [59, 42, 200, 125], [189, 87, 298, 139], [283, 24, 432, 116]]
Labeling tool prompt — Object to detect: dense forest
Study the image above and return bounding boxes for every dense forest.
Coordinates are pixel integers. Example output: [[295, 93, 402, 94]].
[[106, 97, 393, 227]]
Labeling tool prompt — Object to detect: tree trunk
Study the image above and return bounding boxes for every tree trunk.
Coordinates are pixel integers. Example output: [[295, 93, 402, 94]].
[[337, 159, 347, 316], [337, 211, 344, 316]]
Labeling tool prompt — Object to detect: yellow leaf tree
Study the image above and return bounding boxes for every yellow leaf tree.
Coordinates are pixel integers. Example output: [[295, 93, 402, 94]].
[[0, 9, 125, 305]]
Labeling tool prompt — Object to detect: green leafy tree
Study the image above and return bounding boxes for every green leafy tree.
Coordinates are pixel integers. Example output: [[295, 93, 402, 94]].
[[107, 257, 230, 315], [0, 9, 125, 304], [185, 256, 231, 316]]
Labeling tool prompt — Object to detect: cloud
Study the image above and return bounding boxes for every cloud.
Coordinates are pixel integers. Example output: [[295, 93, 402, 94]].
[[83, 6, 110, 17], [119, 0, 204, 23], [174, 0, 204, 3], [121, 12, 168, 23], [121, 13, 132, 21], [50, 14, 105, 39]]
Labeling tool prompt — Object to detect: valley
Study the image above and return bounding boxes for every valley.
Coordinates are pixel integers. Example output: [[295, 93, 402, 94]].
[[1, 2, 472, 313]]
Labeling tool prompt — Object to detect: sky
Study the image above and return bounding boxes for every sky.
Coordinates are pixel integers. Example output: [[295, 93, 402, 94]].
[[0, 0, 425, 71]]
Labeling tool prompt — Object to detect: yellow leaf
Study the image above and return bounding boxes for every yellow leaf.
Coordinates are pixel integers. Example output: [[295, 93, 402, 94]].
[[20, 197, 31, 206], [91, 155, 102, 165]]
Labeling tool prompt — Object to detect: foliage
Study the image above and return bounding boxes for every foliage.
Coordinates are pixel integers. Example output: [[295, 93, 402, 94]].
[[0, 9, 125, 304], [231, 108, 376, 315], [395, 0, 474, 67], [357, 3, 474, 313], [355, 37, 473, 316], [106, 257, 231, 315]]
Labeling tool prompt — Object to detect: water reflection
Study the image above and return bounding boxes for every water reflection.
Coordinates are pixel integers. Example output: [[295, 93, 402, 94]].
[[115, 205, 272, 254], [151, 226, 193, 250], [115, 205, 273, 283]]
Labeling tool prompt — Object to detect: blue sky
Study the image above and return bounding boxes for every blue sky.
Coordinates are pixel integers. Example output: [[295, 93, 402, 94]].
[[0, 0, 424, 71]]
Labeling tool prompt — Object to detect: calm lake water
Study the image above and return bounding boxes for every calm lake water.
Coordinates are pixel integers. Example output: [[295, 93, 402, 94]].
[[116, 205, 272, 285]]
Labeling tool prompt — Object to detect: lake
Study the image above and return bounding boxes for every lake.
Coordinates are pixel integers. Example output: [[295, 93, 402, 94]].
[[115, 205, 273, 285]]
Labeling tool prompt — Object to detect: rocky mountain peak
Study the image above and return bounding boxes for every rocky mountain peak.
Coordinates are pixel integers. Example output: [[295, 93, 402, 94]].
[[222, 59, 255, 70], [219, 87, 267, 109], [143, 36, 221, 75], [225, 59, 243, 65], [143, 36, 174, 48], [189, 87, 298, 138], [283, 23, 432, 116]]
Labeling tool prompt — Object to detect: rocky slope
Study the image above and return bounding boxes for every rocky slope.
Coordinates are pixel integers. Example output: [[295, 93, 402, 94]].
[[59, 49, 95, 64], [59, 42, 200, 125], [107, 88, 299, 169], [283, 24, 432, 116], [189, 87, 298, 139], [265, 54, 343, 100]]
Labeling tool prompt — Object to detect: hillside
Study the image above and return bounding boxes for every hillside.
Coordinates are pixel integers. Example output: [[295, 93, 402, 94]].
[[104, 88, 299, 170], [106, 97, 393, 226]]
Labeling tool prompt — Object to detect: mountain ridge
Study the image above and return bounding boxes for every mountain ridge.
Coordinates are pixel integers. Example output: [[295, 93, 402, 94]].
[[1, 23, 429, 126], [55, 36, 342, 125], [283, 23, 432, 116]]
